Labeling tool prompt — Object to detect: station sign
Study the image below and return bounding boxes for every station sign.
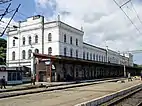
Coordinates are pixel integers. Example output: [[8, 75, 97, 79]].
[[45, 59, 51, 65]]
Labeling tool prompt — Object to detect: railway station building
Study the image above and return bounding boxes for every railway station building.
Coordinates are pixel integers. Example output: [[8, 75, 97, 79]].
[[6, 15, 139, 82]]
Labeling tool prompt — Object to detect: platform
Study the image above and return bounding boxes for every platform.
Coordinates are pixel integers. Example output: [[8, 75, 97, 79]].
[[0, 78, 141, 106]]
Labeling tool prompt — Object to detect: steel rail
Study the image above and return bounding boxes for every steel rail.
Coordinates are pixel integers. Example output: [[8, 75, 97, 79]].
[[106, 87, 142, 106]]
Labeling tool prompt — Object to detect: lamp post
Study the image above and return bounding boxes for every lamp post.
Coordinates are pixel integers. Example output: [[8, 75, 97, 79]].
[[30, 44, 36, 84], [13, 22, 20, 67], [123, 56, 126, 78]]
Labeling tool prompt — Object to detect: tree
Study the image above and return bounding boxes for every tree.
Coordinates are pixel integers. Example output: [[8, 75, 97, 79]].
[[0, 38, 7, 65]]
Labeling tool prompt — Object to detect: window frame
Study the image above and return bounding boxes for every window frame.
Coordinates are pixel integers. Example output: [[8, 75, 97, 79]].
[[48, 47, 52, 55], [64, 34, 66, 43], [76, 50, 78, 58], [70, 36, 72, 44], [64, 47, 67, 56], [12, 51, 15, 60], [13, 39, 15, 46], [48, 33, 52, 42], [35, 35, 38, 43], [22, 50, 26, 59], [28, 36, 31, 45], [35, 49, 39, 54], [70, 48, 73, 57], [22, 37, 25, 45], [76, 38, 78, 46], [28, 49, 32, 59]]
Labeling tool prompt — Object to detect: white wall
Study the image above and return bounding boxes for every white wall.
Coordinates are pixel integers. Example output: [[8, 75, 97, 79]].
[[44, 25, 60, 55], [83, 43, 106, 62], [6, 15, 133, 67], [59, 22, 84, 58]]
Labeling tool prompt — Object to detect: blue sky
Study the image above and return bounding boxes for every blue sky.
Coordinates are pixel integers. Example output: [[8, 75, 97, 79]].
[[6, 0, 36, 21], [0, 0, 142, 65]]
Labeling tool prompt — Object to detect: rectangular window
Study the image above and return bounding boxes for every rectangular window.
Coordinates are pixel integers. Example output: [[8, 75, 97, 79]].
[[76, 39, 78, 46], [83, 52, 85, 59], [87, 52, 89, 60], [13, 40, 15, 46], [17, 72, 22, 80], [64, 48, 66, 56], [64, 34, 66, 43], [76, 50, 78, 58], [8, 72, 12, 81], [70, 36, 72, 44], [12, 72, 16, 81]]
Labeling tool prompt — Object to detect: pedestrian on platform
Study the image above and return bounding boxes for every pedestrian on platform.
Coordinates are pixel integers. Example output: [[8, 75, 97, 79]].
[[1, 76, 6, 89], [31, 76, 35, 85], [128, 73, 132, 82]]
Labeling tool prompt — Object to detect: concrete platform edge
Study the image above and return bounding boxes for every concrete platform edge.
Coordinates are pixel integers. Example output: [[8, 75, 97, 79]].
[[74, 83, 142, 106]]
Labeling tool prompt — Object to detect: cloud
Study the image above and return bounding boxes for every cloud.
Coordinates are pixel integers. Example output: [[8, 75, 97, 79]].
[[35, 0, 142, 63]]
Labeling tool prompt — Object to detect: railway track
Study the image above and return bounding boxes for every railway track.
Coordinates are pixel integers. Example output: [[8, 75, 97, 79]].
[[101, 86, 142, 106]]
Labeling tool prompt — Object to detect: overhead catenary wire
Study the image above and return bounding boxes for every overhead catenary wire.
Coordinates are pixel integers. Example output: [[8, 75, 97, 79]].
[[0, 4, 21, 37], [130, 1, 142, 26], [113, 0, 142, 35], [0, 3, 11, 21]]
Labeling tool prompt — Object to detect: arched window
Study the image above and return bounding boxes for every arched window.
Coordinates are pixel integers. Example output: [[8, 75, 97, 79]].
[[64, 47, 67, 56], [104, 56, 106, 62], [48, 33, 52, 41], [28, 36, 31, 45], [70, 36, 72, 44], [64, 34, 66, 43], [22, 37, 25, 45], [48, 47, 52, 55], [35, 35, 38, 43], [76, 39, 78, 46], [99, 56, 101, 61], [35, 49, 39, 53], [96, 54, 98, 61], [22, 50, 26, 59], [93, 54, 95, 60], [76, 50, 78, 58], [90, 53, 92, 60], [87, 52, 89, 60], [102, 56, 103, 62], [12, 51, 15, 60], [28, 49, 32, 59], [13, 39, 15, 46], [70, 48, 73, 57], [83, 52, 85, 59]]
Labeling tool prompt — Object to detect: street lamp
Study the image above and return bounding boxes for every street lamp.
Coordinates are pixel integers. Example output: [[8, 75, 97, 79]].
[[13, 35, 20, 67], [123, 56, 127, 78], [30, 44, 36, 84], [13, 22, 20, 67], [7, 25, 20, 67]]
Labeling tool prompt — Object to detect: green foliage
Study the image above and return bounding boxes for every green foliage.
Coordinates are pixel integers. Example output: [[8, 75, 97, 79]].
[[0, 38, 7, 65]]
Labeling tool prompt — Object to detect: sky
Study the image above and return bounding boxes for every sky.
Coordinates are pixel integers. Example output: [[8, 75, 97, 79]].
[[0, 0, 142, 64]]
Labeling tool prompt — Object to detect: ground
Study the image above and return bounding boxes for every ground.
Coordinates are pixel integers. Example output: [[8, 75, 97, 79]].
[[0, 80, 141, 106]]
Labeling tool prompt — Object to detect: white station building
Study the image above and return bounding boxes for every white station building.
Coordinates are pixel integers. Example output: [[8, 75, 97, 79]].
[[6, 15, 133, 68]]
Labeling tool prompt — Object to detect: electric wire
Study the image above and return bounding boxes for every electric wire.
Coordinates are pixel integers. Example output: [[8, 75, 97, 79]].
[[113, 0, 142, 35], [130, 1, 142, 26]]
